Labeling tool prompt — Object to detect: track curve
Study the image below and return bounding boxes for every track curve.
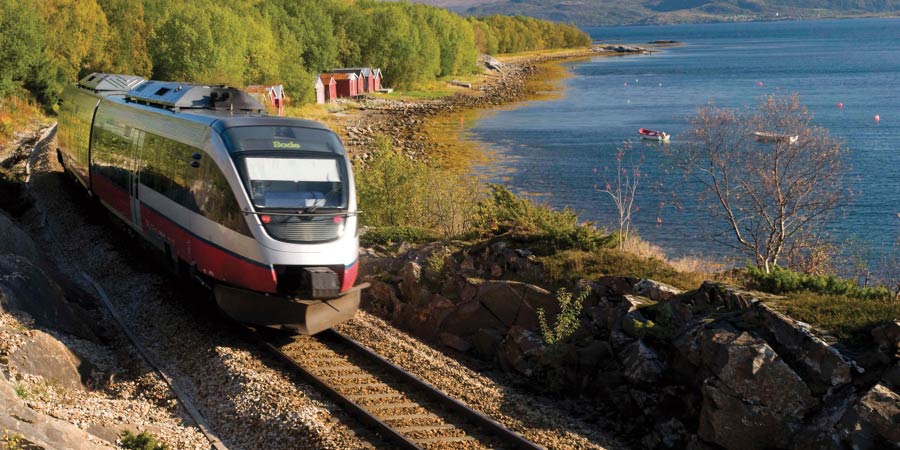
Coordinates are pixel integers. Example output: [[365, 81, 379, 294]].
[[246, 326, 546, 450]]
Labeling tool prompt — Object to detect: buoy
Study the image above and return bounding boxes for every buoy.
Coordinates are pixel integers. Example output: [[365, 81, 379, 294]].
[[875, 114, 881, 124], [758, 81, 763, 87], [838, 102, 843, 109], [593, 167, 598, 174], [624, 82, 627, 87], [658, 83, 662, 87]]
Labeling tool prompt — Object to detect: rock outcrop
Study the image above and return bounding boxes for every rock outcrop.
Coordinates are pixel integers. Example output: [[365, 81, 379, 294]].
[[362, 240, 900, 449]]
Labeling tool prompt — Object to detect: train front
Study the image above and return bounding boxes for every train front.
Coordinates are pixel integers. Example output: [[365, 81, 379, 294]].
[[212, 118, 365, 334]]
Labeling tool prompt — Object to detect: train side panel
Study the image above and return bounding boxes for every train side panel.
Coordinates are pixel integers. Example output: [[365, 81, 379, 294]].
[[58, 85, 102, 189]]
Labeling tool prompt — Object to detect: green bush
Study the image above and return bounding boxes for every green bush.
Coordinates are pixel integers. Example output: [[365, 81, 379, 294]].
[[120, 431, 168, 450], [361, 226, 439, 246], [538, 287, 589, 345], [355, 136, 482, 238], [747, 264, 890, 300], [475, 184, 611, 253]]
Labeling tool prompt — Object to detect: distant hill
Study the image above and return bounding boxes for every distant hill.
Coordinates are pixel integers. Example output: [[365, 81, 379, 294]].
[[409, 0, 900, 26]]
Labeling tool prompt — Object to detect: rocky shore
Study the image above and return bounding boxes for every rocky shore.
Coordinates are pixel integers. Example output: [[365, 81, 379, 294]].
[[334, 48, 599, 162]]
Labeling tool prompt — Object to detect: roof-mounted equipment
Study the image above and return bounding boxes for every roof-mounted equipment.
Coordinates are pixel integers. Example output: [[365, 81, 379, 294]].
[[125, 80, 266, 113], [77, 73, 146, 94]]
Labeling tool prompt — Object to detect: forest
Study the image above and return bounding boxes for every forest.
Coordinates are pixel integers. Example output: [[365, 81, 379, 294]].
[[0, 0, 590, 110]]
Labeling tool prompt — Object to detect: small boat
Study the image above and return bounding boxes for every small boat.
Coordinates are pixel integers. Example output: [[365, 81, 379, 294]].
[[638, 128, 670, 142], [753, 131, 798, 145]]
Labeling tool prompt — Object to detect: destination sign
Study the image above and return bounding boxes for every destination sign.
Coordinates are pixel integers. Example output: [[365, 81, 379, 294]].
[[273, 141, 301, 149]]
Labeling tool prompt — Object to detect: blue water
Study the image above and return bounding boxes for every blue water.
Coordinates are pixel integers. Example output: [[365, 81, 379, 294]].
[[471, 18, 900, 265]]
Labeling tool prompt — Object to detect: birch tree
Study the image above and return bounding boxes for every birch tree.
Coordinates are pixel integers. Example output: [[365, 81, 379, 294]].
[[676, 94, 847, 272]]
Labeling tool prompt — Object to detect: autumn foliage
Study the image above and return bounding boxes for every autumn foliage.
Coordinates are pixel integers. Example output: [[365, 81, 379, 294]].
[[0, 0, 590, 109]]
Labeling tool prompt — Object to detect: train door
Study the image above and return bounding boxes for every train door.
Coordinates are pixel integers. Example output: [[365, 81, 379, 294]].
[[128, 129, 146, 227]]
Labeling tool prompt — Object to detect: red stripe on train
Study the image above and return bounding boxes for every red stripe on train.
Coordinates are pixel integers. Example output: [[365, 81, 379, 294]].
[[90, 170, 131, 218], [341, 260, 358, 292], [140, 204, 277, 294]]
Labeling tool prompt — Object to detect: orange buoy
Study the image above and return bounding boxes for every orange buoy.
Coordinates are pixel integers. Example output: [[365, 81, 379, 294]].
[[838, 102, 843, 109], [758, 81, 763, 87], [875, 114, 881, 124]]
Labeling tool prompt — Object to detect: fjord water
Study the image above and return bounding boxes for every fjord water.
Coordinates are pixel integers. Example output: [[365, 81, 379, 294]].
[[471, 18, 900, 265]]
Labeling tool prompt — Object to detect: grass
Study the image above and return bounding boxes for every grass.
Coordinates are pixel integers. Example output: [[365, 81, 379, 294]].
[[0, 93, 45, 145], [539, 248, 707, 291], [767, 293, 900, 347]]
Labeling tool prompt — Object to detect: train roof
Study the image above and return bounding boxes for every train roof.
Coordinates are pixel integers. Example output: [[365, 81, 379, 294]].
[[77, 74, 339, 139], [78, 73, 146, 93]]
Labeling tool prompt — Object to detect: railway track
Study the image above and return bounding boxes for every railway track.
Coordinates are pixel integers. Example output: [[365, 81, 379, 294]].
[[245, 326, 545, 450]]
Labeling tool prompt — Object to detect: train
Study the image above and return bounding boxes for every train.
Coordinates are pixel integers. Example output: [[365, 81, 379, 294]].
[[57, 73, 365, 334]]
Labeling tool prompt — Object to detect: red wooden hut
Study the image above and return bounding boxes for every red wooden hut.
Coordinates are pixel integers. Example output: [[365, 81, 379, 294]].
[[372, 69, 382, 92], [332, 73, 359, 98], [318, 74, 337, 102]]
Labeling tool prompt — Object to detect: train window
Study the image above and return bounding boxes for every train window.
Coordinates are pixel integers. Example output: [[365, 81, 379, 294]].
[[221, 126, 343, 154], [242, 157, 345, 209], [138, 132, 250, 237]]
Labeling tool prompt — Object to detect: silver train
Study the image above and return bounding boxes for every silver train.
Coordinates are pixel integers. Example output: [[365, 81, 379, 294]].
[[58, 73, 364, 334]]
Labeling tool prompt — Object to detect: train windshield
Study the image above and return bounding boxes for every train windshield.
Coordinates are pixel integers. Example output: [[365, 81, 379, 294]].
[[221, 126, 342, 153], [243, 157, 345, 209]]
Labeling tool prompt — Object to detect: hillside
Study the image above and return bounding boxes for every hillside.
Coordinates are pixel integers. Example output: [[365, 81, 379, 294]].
[[410, 0, 900, 26]]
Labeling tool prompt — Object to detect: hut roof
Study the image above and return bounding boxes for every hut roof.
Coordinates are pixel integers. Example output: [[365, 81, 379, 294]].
[[331, 73, 358, 81]]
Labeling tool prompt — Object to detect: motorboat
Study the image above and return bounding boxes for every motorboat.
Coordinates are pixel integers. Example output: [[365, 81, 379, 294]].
[[638, 128, 670, 142], [753, 131, 798, 145]]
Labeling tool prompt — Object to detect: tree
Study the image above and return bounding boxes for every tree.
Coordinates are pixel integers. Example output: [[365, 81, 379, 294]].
[[98, 0, 153, 77], [598, 142, 643, 251], [0, 0, 44, 97], [675, 94, 847, 273]]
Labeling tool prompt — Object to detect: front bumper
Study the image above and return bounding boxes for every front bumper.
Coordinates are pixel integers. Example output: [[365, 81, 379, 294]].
[[214, 283, 368, 335]]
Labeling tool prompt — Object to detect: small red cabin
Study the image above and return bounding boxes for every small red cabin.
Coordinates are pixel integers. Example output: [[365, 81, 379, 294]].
[[318, 74, 337, 102], [332, 73, 359, 98]]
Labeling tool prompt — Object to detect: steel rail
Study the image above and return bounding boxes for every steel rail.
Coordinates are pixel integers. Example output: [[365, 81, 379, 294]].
[[244, 325, 546, 450], [324, 330, 545, 450]]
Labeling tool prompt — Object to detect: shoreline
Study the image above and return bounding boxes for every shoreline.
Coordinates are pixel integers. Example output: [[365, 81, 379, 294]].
[[331, 48, 602, 167]]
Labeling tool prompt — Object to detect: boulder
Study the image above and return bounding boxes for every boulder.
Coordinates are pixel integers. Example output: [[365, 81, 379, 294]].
[[590, 276, 638, 298], [361, 280, 400, 317], [609, 295, 655, 333], [472, 328, 504, 359], [741, 303, 855, 393], [0, 378, 114, 449], [0, 212, 40, 262], [497, 326, 544, 376], [439, 299, 504, 340], [620, 340, 666, 384], [0, 255, 96, 340], [696, 281, 778, 312], [474, 280, 525, 327], [438, 332, 471, 352], [872, 321, 900, 360], [839, 383, 900, 449], [398, 261, 429, 305], [7, 330, 90, 390], [700, 326, 817, 418], [699, 379, 800, 450], [635, 279, 683, 301]]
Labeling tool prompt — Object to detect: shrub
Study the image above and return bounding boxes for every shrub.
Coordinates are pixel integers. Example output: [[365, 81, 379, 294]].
[[747, 264, 891, 300], [354, 135, 482, 238], [120, 431, 168, 450], [538, 287, 589, 345], [475, 184, 610, 253], [361, 226, 439, 247]]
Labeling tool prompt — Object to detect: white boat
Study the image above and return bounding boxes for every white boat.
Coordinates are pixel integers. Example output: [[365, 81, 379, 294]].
[[638, 128, 670, 142], [753, 131, 798, 145]]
